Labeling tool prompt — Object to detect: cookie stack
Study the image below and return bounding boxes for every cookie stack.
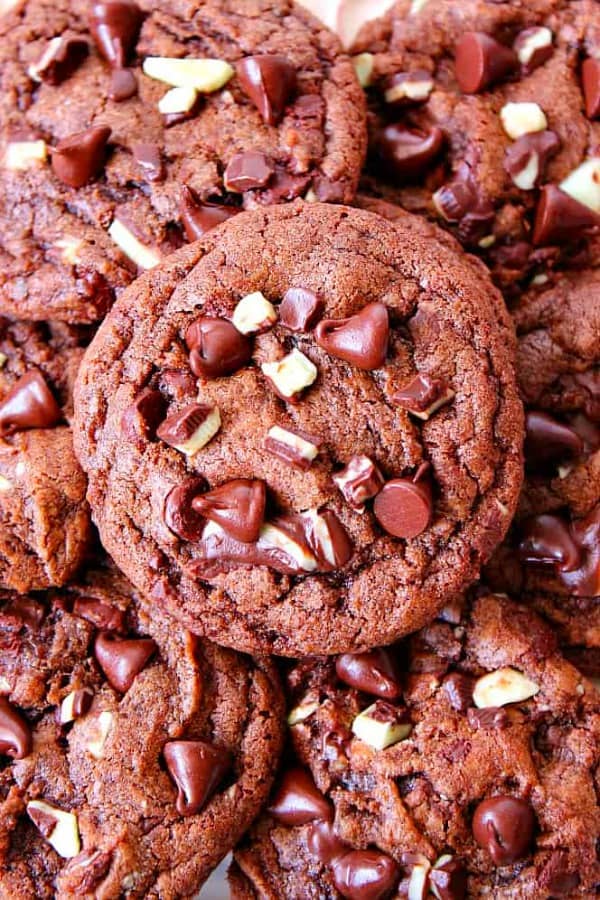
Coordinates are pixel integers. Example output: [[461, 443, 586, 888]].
[[0, 1, 597, 897]]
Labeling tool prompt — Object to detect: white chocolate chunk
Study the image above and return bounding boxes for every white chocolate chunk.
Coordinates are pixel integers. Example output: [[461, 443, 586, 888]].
[[511, 152, 540, 191], [560, 158, 600, 213], [287, 701, 319, 725], [170, 407, 221, 455], [3, 140, 47, 170], [157, 85, 198, 115], [515, 27, 553, 67], [86, 710, 114, 759], [353, 53, 374, 88], [385, 76, 433, 104], [232, 291, 277, 334], [108, 219, 161, 270], [261, 349, 317, 400], [258, 522, 318, 572], [0, 675, 11, 692], [0, 352, 6, 368], [267, 426, 319, 464], [303, 188, 318, 203], [0, 474, 12, 491], [408, 862, 431, 900], [410, 0, 429, 13], [27, 37, 62, 81], [351, 703, 412, 750], [59, 689, 92, 725], [143, 57, 234, 92], [473, 666, 540, 708], [55, 236, 85, 265], [477, 234, 496, 249], [27, 801, 81, 858], [301, 509, 337, 566], [500, 102, 547, 139]]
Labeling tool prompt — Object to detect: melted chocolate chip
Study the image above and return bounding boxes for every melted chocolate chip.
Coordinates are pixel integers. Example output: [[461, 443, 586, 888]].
[[163, 739, 231, 815], [434, 163, 494, 242], [89, 0, 144, 69], [533, 185, 600, 246], [73, 597, 126, 633], [156, 403, 218, 450], [269, 768, 332, 825], [332, 850, 400, 900], [524, 410, 583, 464], [108, 67, 137, 101], [373, 476, 433, 539], [582, 58, 600, 120], [192, 479, 266, 543], [306, 819, 348, 865], [224, 151, 275, 193], [30, 36, 89, 86], [443, 672, 473, 713], [315, 302, 389, 370], [336, 649, 402, 700], [236, 55, 297, 125], [163, 477, 208, 542], [180, 186, 238, 241], [279, 287, 324, 332], [0, 696, 32, 759], [304, 509, 354, 571], [0, 370, 62, 436], [132, 142, 164, 182], [186, 316, 252, 378], [51, 125, 112, 188], [472, 796, 535, 865], [454, 32, 517, 93], [121, 388, 167, 443], [378, 124, 444, 180], [94, 632, 157, 692], [519, 514, 581, 571]]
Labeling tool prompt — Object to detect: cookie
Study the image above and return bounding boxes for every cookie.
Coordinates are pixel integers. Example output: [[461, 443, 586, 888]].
[[230, 590, 600, 899], [0, 559, 284, 898], [0, 317, 93, 592], [73, 200, 523, 656], [0, 0, 366, 323], [353, 0, 600, 294]]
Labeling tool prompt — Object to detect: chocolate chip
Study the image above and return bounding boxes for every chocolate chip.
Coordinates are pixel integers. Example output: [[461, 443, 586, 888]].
[[513, 27, 554, 74], [0, 370, 62, 436], [1, 596, 45, 629], [236, 55, 297, 125], [472, 796, 535, 865], [467, 706, 509, 730], [186, 315, 252, 378], [156, 403, 219, 453], [108, 67, 137, 101], [336, 649, 402, 700], [264, 426, 320, 471], [525, 410, 583, 465], [383, 69, 434, 107], [58, 688, 94, 725], [268, 768, 332, 826], [89, 0, 144, 69], [304, 509, 354, 571], [533, 185, 600, 246], [94, 632, 157, 693], [582, 58, 600, 120], [180, 186, 238, 241], [433, 162, 495, 242], [73, 597, 126, 633], [0, 696, 32, 759], [504, 131, 560, 191], [29, 36, 89, 86], [121, 388, 167, 443], [429, 857, 467, 900], [391, 373, 453, 419], [306, 819, 348, 865], [374, 475, 433, 539], [163, 739, 231, 816], [51, 125, 111, 189], [59, 849, 112, 894], [191, 478, 266, 543], [519, 513, 581, 572], [539, 850, 580, 896], [443, 672, 473, 712], [315, 302, 389, 370], [224, 151, 275, 192], [454, 32, 517, 94], [132, 142, 164, 182], [164, 477, 207, 542], [279, 287, 324, 332], [258, 167, 312, 204], [378, 124, 444, 180], [333, 455, 384, 510], [332, 850, 400, 900]]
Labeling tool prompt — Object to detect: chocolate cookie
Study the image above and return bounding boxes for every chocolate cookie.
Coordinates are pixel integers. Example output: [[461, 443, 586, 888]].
[[0, 317, 93, 592], [0, 559, 284, 897], [353, 0, 600, 293], [0, 0, 366, 323], [230, 590, 600, 899], [73, 201, 523, 656]]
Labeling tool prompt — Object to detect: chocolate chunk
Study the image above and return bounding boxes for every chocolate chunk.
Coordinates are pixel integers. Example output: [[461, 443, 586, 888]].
[[306, 819, 347, 865], [156, 403, 220, 454], [58, 689, 94, 725], [1, 596, 45, 629], [0, 696, 32, 759], [472, 796, 535, 865], [391, 373, 454, 420], [29, 36, 89, 86], [0, 370, 62, 436], [186, 316, 252, 378], [513, 27, 554, 74], [236, 55, 297, 125], [269, 768, 332, 825], [524, 410, 583, 464], [519, 514, 581, 571], [443, 672, 473, 713], [89, 0, 144, 69], [132, 142, 164, 182], [378, 124, 444, 180], [433, 163, 494, 242], [336, 649, 402, 700], [454, 32, 517, 94], [373, 475, 433, 539], [258, 167, 311, 205], [180, 186, 238, 241], [304, 509, 354, 571], [108, 67, 137, 101], [279, 287, 324, 332], [164, 477, 207, 542], [332, 850, 400, 900], [504, 131, 560, 191], [264, 426, 320, 471], [192, 479, 266, 543], [467, 706, 509, 729], [51, 125, 111, 189], [559, 506, 600, 597], [315, 302, 389, 370], [224, 151, 274, 192], [59, 850, 112, 894], [121, 388, 167, 443], [163, 739, 231, 816], [73, 597, 126, 633], [533, 185, 600, 246], [383, 70, 434, 107], [539, 850, 580, 896], [94, 632, 157, 693], [429, 857, 467, 900], [582, 58, 600, 120], [333, 455, 384, 509]]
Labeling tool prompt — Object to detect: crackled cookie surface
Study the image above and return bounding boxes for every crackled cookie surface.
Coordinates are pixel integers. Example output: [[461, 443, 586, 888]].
[[74, 201, 522, 656], [0, 0, 366, 322], [230, 591, 600, 899], [0, 561, 284, 898], [354, 0, 600, 293]]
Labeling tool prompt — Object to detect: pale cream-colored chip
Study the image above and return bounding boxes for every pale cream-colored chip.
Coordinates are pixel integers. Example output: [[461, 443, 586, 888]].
[[408, 861, 431, 900], [287, 701, 319, 725], [0, 352, 6, 369], [3, 140, 47, 170], [27, 37, 62, 81], [143, 57, 234, 92], [258, 522, 318, 572], [267, 426, 319, 463], [510, 152, 540, 191], [55, 236, 85, 265], [351, 703, 412, 750], [59, 689, 92, 725], [353, 53, 374, 88], [157, 85, 198, 115], [410, 0, 429, 12], [0, 675, 10, 692], [27, 801, 81, 858], [0, 474, 11, 491], [108, 219, 161, 270], [303, 188, 318, 203], [385, 76, 433, 104], [261, 349, 317, 400], [477, 234, 496, 249], [170, 407, 221, 455], [232, 292, 277, 334], [411, 387, 455, 421], [515, 27, 553, 67], [86, 710, 114, 759], [473, 666, 540, 708], [560, 158, 600, 213], [500, 102, 547, 139], [301, 509, 337, 567]]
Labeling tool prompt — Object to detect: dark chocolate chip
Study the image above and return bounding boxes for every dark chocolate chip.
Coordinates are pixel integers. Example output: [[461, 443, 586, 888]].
[[279, 287, 324, 332], [533, 185, 600, 246], [108, 67, 137, 101], [434, 162, 494, 241], [373, 476, 433, 539], [306, 819, 348, 865], [164, 477, 208, 542], [236, 55, 297, 125], [332, 850, 400, 900], [0, 696, 32, 759], [443, 672, 473, 712], [582, 58, 600, 120], [454, 32, 517, 93], [179, 186, 238, 241], [0, 596, 45, 629], [0, 370, 62, 436], [94, 632, 156, 693], [191, 478, 266, 543], [336, 648, 402, 700], [391, 373, 452, 418], [268, 767, 332, 825], [333, 455, 384, 509], [524, 410, 583, 464], [163, 739, 231, 816], [472, 796, 535, 866], [132, 142, 164, 182], [429, 857, 467, 900], [73, 597, 126, 632], [504, 131, 560, 190], [51, 125, 112, 188], [156, 403, 217, 450], [121, 388, 167, 443], [519, 513, 581, 571], [185, 316, 252, 378], [30, 36, 89, 86], [89, 0, 144, 69], [467, 706, 509, 730], [315, 302, 389, 370], [378, 124, 445, 180], [224, 151, 275, 192]]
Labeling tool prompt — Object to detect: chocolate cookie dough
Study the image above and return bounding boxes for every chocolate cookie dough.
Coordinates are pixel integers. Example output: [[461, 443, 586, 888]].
[[230, 590, 600, 899], [353, 0, 600, 293], [0, 0, 366, 322], [0, 317, 92, 592], [74, 201, 523, 656], [0, 560, 284, 898]]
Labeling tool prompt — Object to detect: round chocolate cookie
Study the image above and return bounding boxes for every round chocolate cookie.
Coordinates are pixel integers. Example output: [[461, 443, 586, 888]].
[[230, 590, 600, 899], [0, 0, 366, 323], [353, 0, 600, 294], [73, 201, 523, 656], [0, 317, 93, 592], [0, 559, 284, 898]]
